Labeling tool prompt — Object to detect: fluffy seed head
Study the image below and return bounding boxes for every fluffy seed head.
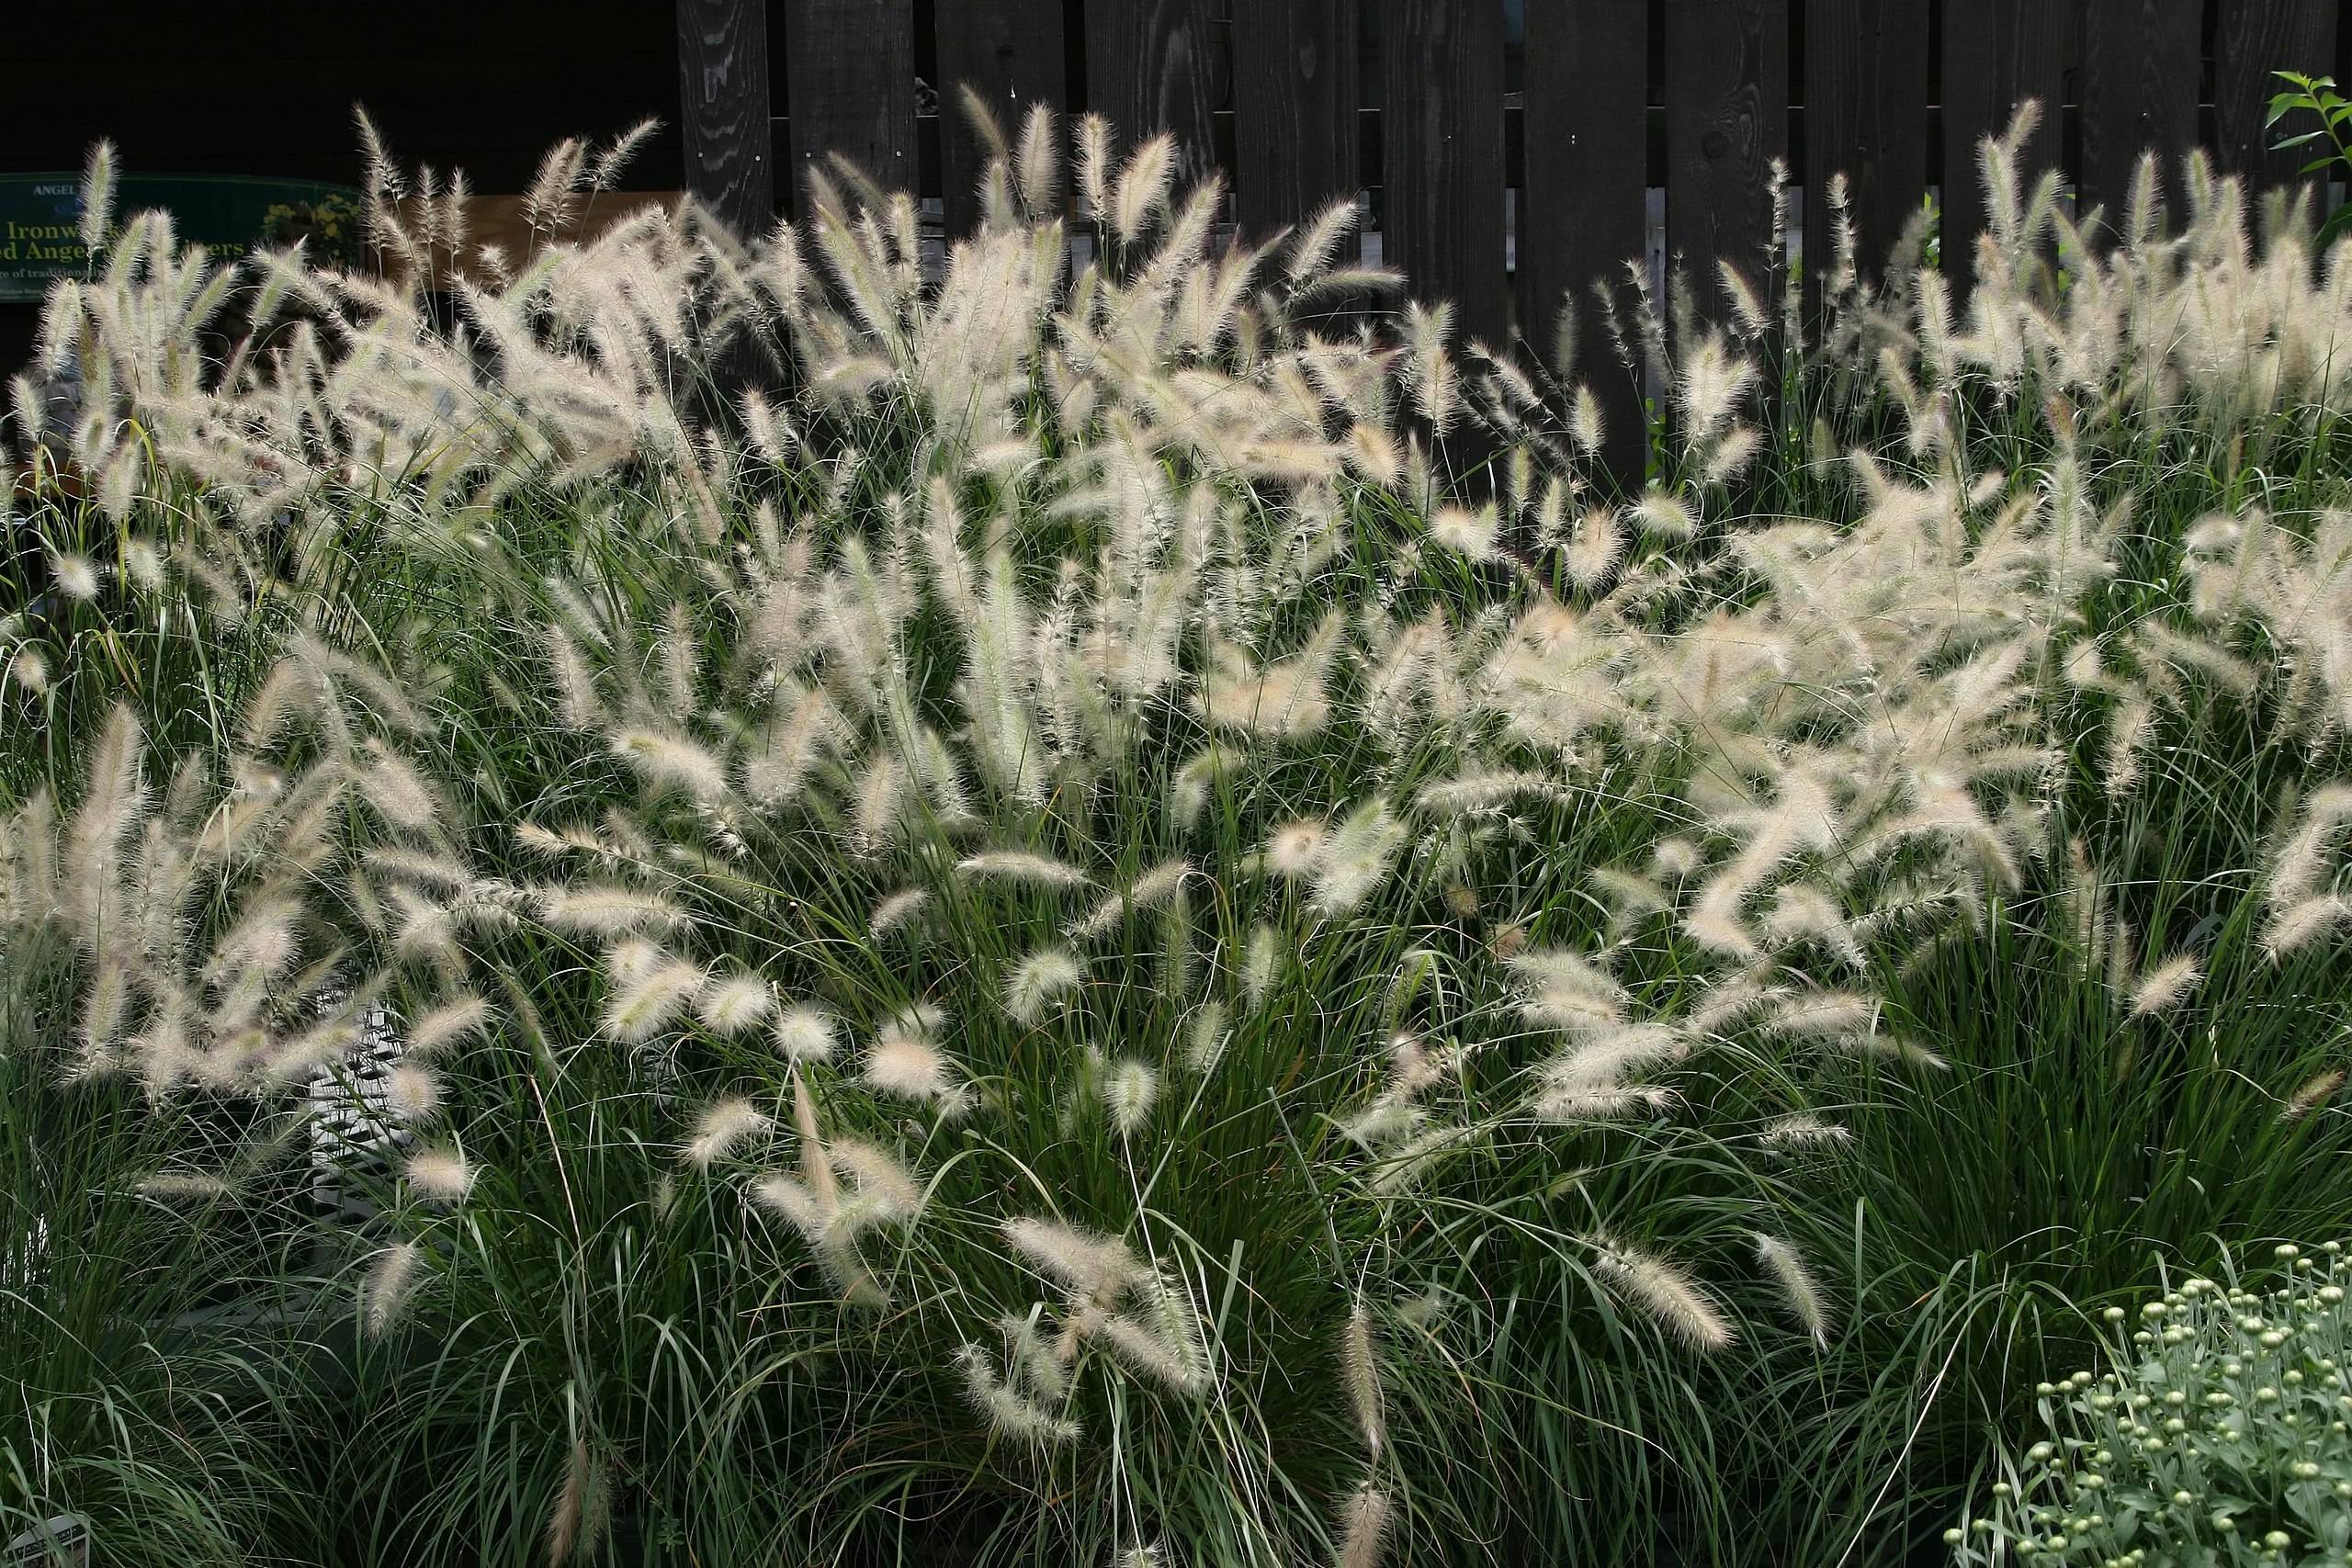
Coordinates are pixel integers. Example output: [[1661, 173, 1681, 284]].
[[1185, 1002, 1228, 1073], [750, 1174, 829, 1242], [684, 1096, 771, 1169], [603, 945, 704, 1042], [1340, 1302, 1384, 1461], [138, 1171, 232, 1202], [51, 553, 100, 601], [1096, 1275, 1210, 1393], [1335, 1482, 1394, 1568], [2284, 1068, 2346, 1122], [1563, 508, 1624, 591], [407, 994, 492, 1057], [1633, 490, 1697, 541], [1070, 858, 1193, 939], [1004, 946, 1083, 1025], [2128, 953, 2203, 1020], [1753, 1232, 1830, 1347], [1430, 503, 1498, 561], [364, 1241, 423, 1338], [1568, 387, 1604, 456], [955, 1343, 1081, 1445], [1311, 803, 1406, 915], [773, 1003, 838, 1064], [405, 1146, 477, 1203], [1590, 1236, 1735, 1351], [956, 850, 1092, 890], [1102, 1056, 1159, 1137], [1758, 1111, 1854, 1150], [1266, 819, 1328, 878], [384, 1064, 442, 1122], [697, 972, 775, 1035], [865, 1035, 961, 1108], [609, 728, 728, 802], [1002, 1216, 1147, 1303], [869, 886, 932, 936], [541, 884, 688, 938], [2267, 895, 2349, 962]]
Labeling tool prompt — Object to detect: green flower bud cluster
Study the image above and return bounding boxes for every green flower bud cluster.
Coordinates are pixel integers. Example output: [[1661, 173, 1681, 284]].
[[1951, 1243, 2352, 1566]]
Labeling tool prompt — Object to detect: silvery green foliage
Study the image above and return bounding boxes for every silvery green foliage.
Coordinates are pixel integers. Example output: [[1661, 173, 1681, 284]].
[[1953, 1244, 2352, 1565]]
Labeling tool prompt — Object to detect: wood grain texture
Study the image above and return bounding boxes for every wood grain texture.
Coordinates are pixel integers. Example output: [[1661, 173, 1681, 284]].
[[2213, 0, 2339, 190], [782, 0, 917, 210], [933, 0, 1068, 236], [1085, 0, 1218, 188], [1664, 0, 1787, 330], [2078, 0, 2201, 232], [1803, 0, 1928, 317], [1940, 1, 2066, 287], [676, 0, 775, 236], [1231, 0, 1360, 242], [1522, 0, 1648, 484], [1381, 0, 1509, 350]]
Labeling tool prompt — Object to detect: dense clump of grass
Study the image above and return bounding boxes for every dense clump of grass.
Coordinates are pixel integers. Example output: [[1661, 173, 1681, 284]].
[[4, 104, 2352, 1564]]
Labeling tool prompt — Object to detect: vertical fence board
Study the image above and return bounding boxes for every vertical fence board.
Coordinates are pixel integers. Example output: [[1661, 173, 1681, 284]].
[[783, 0, 917, 210], [1940, 2, 2065, 286], [1665, 0, 1787, 329], [1381, 0, 1509, 349], [1085, 0, 1218, 186], [2213, 0, 2338, 192], [1804, 0, 1928, 315], [1232, 0, 1359, 243], [677, 0, 775, 235], [1522, 0, 1648, 483], [933, 0, 1068, 236], [2078, 0, 2201, 231]]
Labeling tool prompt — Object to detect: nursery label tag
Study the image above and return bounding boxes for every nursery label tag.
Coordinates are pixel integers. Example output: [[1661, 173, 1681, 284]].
[[0, 174, 365, 302]]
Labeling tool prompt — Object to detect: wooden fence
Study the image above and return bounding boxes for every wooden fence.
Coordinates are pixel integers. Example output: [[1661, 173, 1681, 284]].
[[679, 0, 2346, 457]]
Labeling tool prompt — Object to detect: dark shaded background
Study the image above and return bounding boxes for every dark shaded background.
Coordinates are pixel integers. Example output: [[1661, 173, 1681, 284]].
[[6, 1, 2321, 387], [1, 2, 683, 376]]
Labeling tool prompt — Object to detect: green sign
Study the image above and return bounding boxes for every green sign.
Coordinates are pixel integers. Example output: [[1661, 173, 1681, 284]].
[[0, 173, 365, 302]]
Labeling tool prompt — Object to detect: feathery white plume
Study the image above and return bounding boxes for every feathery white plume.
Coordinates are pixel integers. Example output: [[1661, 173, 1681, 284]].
[[684, 1097, 771, 1169], [406, 1146, 477, 1204], [2127, 953, 2202, 1019], [1753, 1232, 1830, 1347], [1590, 1236, 1735, 1350], [1340, 1302, 1385, 1461], [1004, 946, 1083, 1025]]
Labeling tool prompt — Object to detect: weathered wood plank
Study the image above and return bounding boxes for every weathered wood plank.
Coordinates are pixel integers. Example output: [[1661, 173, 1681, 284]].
[[2213, 0, 2339, 192], [1804, 0, 1928, 316], [676, 0, 775, 236], [1231, 0, 1359, 243], [933, 0, 1068, 236], [782, 0, 918, 209], [1522, 0, 1648, 484], [2078, 0, 2201, 234], [1939, 1, 2066, 285], [1085, 0, 1218, 189], [1664, 0, 1787, 330], [1380, 0, 1509, 350]]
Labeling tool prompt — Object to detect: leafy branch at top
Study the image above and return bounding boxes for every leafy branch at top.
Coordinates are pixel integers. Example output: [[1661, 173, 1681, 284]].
[[2268, 71, 2352, 245]]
